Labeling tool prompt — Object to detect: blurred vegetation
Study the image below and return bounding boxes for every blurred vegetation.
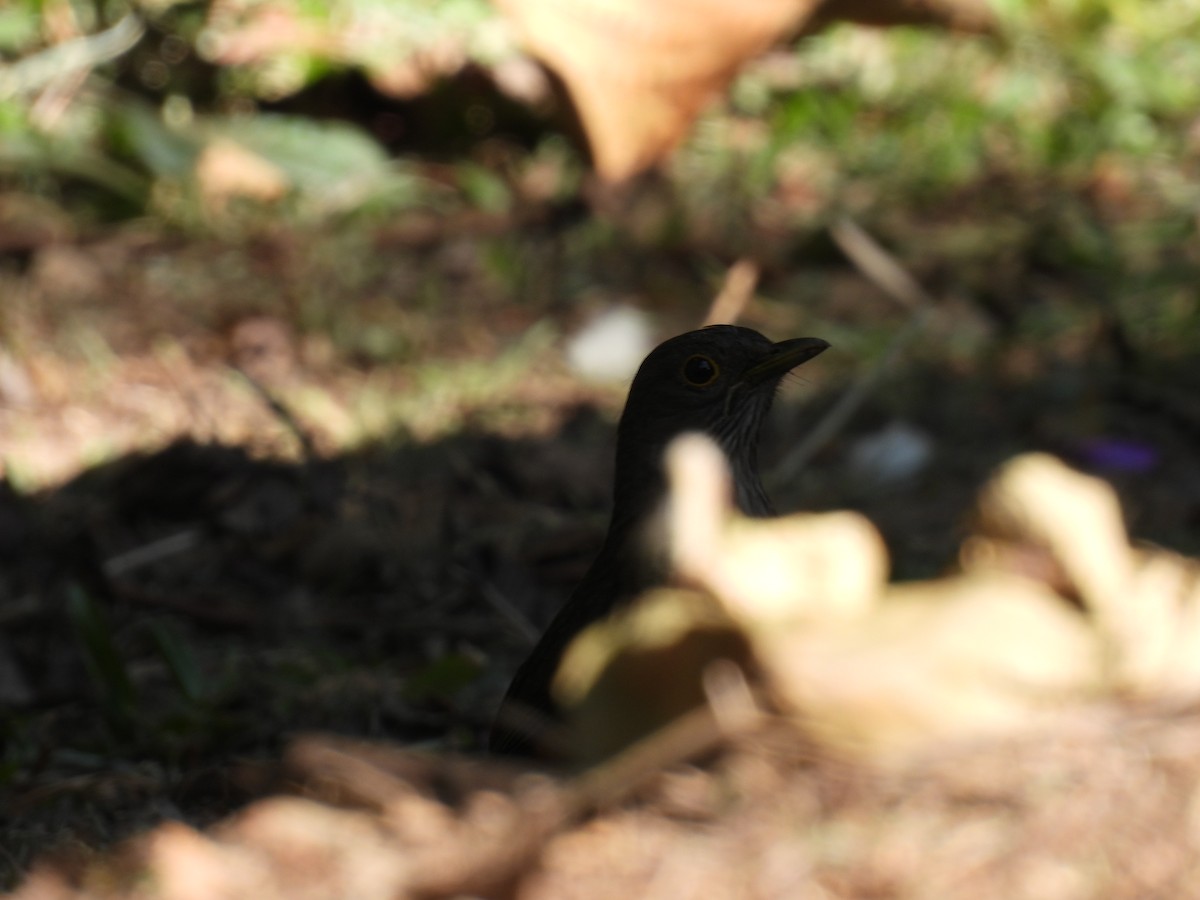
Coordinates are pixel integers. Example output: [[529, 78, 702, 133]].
[[2, 1, 1200, 340], [3, 1, 1200, 887], [1, 0, 1197, 353], [0, 2, 1195, 223]]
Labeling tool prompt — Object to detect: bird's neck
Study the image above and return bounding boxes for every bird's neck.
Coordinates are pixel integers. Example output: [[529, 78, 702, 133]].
[[602, 434, 774, 586], [612, 430, 773, 517], [730, 446, 775, 517]]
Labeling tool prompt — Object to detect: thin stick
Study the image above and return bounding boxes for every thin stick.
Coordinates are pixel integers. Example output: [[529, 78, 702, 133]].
[[231, 365, 318, 463], [564, 703, 726, 816], [830, 217, 936, 312], [103, 530, 199, 578], [480, 581, 541, 647], [703, 258, 760, 326], [770, 217, 936, 485], [0, 14, 144, 100], [703, 659, 763, 737], [566, 669, 771, 817]]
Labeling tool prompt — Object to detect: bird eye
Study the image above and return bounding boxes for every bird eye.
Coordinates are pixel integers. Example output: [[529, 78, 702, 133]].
[[682, 354, 720, 387]]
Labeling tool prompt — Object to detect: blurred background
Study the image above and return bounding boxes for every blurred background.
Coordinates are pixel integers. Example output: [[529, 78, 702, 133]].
[[2, 0, 1200, 884]]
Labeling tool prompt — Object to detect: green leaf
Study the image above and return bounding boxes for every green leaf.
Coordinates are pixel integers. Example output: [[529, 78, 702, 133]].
[[150, 622, 206, 705], [215, 113, 391, 193], [109, 100, 203, 178], [67, 584, 138, 733], [402, 653, 482, 702], [0, 5, 41, 55], [457, 163, 511, 213]]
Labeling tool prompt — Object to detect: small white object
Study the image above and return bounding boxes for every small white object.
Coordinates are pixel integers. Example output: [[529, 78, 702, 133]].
[[0, 351, 35, 407], [848, 420, 934, 486], [565, 305, 653, 382]]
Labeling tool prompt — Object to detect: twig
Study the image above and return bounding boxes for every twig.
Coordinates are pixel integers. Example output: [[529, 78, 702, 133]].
[[0, 14, 144, 101], [420, 694, 758, 896], [769, 217, 936, 485], [702, 659, 763, 737], [103, 530, 200, 578], [287, 739, 426, 811], [280, 679, 770, 899], [230, 365, 319, 463], [288, 735, 529, 804], [566, 682, 763, 817], [28, 0, 90, 130], [412, 705, 740, 895], [703, 258, 760, 326], [479, 581, 541, 647], [829, 216, 936, 312]]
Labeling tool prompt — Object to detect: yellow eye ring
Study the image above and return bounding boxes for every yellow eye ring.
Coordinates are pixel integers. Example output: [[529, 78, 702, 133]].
[[682, 354, 720, 387]]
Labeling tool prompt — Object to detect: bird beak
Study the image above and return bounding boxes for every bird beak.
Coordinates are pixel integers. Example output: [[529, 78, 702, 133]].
[[742, 337, 830, 387]]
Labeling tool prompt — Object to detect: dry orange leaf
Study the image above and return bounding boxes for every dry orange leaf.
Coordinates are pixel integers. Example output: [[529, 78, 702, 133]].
[[495, 0, 997, 180], [496, 0, 817, 181]]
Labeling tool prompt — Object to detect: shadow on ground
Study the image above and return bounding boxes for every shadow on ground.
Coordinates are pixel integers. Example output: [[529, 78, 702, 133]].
[[2, 356, 1199, 885]]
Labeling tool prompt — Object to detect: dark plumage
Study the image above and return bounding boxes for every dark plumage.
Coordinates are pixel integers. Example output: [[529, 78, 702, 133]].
[[489, 325, 829, 756]]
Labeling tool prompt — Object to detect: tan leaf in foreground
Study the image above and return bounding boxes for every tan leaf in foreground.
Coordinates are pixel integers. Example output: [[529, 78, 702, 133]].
[[555, 587, 752, 764], [972, 452, 1200, 699], [761, 572, 1102, 761], [656, 436, 1105, 762], [559, 438, 1200, 763], [668, 433, 886, 623]]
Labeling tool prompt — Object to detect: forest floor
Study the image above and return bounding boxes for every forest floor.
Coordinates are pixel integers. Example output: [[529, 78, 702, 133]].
[[3, 191, 1199, 893]]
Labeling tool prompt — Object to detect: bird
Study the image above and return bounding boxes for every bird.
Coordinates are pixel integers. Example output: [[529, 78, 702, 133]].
[[489, 324, 829, 756]]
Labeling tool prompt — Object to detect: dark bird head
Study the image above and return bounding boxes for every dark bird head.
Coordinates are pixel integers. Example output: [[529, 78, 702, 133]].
[[489, 324, 828, 758], [613, 325, 829, 522]]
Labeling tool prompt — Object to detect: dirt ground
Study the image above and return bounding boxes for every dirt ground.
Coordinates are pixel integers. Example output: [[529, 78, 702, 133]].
[[2, 205, 1200, 894]]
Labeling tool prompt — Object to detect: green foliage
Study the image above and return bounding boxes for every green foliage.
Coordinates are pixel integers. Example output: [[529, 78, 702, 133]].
[[149, 622, 208, 705], [67, 584, 138, 736], [0, 0, 500, 223], [202, 0, 501, 101], [107, 99, 197, 177], [61, 584, 238, 757], [457, 162, 512, 212], [402, 652, 483, 703], [1, 0, 1199, 373], [741, 2, 1200, 200], [0, 4, 41, 55]]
